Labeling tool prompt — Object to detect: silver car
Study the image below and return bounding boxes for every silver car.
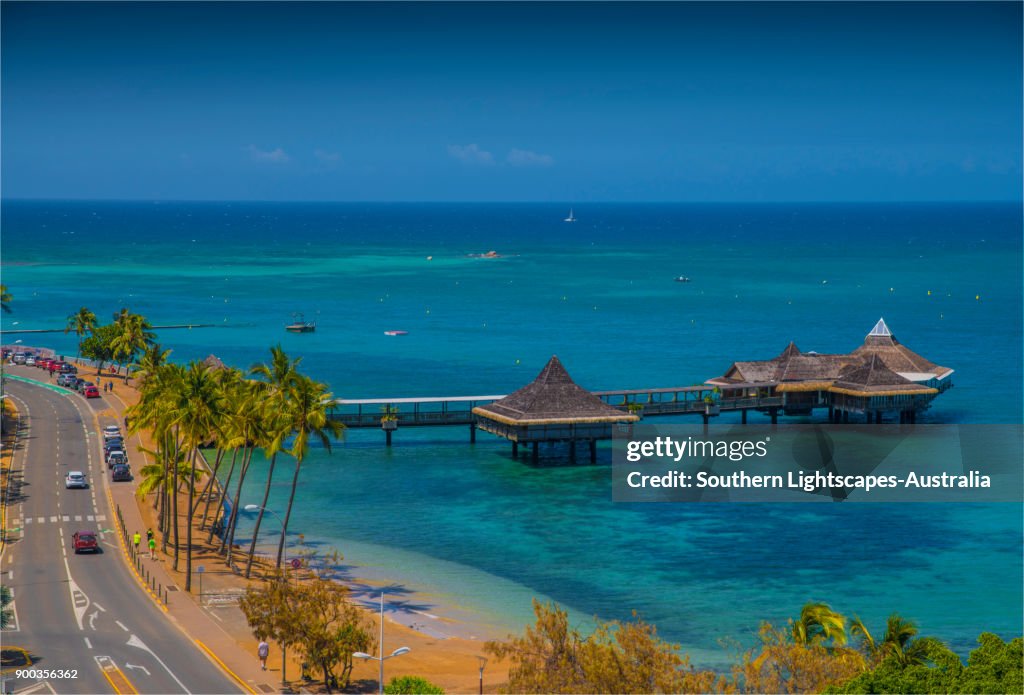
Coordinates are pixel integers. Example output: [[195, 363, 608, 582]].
[[65, 471, 88, 489]]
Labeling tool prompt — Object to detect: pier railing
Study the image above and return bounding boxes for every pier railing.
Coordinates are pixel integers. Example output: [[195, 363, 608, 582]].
[[330, 389, 786, 428]]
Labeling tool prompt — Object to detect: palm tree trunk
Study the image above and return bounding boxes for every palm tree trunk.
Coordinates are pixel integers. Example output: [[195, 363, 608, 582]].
[[223, 446, 254, 561], [185, 448, 197, 592], [171, 429, 181, 570], [197, 448, 226, 531], [244, 452, 278, 579], [209, 448, 239, 544], [275, 455, 303, 569]]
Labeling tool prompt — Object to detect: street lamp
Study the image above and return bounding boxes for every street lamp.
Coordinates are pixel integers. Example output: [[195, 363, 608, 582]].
[[353, 592, 410, 695], [476, 656, 487, 695]]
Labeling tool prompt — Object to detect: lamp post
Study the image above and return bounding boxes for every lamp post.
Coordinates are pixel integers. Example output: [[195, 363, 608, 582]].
[[476, 656, 487, 695], [354, 592, 410, 695], [244, 503, 290, 687]]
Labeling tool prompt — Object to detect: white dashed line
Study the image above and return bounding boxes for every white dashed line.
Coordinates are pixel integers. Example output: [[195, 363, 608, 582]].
[[84, 637, 93, 649], [115, 620, 129, 632]]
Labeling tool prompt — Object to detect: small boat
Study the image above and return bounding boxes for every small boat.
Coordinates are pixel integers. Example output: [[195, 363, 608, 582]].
[[674, 276, 691, 283], [384, 330, 408, 336], [285, 313, 316, 333], [564, 208, 576, 223]]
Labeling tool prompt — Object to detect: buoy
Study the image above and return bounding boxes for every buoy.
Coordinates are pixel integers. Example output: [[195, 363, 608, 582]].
[[975, 295, 980, 301], [889, 287, 895, 293], [515, 359, 521, 365], [426, 256, 433, 261], [927, 290, 932, 296]]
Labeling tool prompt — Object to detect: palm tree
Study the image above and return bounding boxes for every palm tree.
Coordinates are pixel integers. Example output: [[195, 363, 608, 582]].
[[64, 307, 98, 361], [244, 345, 301, 579], [221, 379, 271, 566], [0, 285, 11, 314], [853, 613, 942, 667], [111, 309, 155, 381], [132, 343, 172, 387], [792, 602, 847, 646], [275, 375, 344, 569], [173, 361, 222, 592]]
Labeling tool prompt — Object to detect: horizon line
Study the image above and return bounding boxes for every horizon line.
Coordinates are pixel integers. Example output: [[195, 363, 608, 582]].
[[3, 197, 1021, 205]]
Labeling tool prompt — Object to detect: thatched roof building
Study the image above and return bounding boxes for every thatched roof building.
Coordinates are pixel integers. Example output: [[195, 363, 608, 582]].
[[473, 356, 638, 462], [830, 354, 938, 398], [202, 354, 227, 371], [851, 318, 953, 382], [474, 356, 639, 426]]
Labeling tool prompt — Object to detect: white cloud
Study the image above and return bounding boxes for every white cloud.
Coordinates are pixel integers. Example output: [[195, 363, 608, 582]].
[[314, 149, 341, 163], [448, 143, 494, 165], [246, 145, 290, 163], [507, 148, 554, 167]]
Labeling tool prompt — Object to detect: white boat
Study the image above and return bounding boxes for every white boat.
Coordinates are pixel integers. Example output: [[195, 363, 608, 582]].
[[384, 330, 408, 336], [564, 208, 576, 223]]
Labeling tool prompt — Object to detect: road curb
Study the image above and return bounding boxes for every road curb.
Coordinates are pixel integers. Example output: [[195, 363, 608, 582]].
[[195, 640, 258, 694]]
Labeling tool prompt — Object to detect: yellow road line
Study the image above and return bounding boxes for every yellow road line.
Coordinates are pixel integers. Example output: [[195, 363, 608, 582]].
[[195, 640, 258, 695], [98, 659, 139, 694]]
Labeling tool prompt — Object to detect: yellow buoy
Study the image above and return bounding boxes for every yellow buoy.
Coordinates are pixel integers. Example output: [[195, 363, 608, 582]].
[[975, 295, 980, 301], [927, 290, 932, 296]]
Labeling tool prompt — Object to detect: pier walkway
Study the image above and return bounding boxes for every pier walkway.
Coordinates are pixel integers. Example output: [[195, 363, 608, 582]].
[[331, 386, 785, 429]]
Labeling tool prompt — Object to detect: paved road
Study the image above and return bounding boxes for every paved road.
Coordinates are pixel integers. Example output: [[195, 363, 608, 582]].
[[2, 368, 240, 694]]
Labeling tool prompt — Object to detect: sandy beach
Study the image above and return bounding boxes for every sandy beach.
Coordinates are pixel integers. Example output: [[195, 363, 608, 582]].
[[64, 355, 511, 693]]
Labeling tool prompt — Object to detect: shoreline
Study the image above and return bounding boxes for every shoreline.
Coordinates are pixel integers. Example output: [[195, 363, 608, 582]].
[[79, 354, 513, 692]]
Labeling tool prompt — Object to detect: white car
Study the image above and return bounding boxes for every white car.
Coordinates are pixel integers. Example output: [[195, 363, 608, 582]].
[[65, 471, 88, 489], [24, 356, 36, 366], [102, 426, 122, 440]]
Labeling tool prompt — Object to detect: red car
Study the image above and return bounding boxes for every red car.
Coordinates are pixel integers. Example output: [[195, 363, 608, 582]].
[[84, 385, 100, 398], [72, 531, 99, 554]]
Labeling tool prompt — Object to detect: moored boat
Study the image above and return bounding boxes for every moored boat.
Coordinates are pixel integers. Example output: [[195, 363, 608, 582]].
[[285, 312, 316, 333]]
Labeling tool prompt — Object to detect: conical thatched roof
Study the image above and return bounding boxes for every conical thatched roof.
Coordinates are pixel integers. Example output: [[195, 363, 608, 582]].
[[851, 318, 953, 380], [473, 356, 639, 426], [718, 342, 848, 384], [830, 354, 938, 397], [202, 354, 227, 370]]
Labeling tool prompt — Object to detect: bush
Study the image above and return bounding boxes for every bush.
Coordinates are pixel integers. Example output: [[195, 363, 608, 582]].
[[384, 675, 444, 694]]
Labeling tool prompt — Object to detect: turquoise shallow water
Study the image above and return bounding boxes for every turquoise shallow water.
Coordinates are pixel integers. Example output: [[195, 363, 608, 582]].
[[3, 200, 1021, 665]]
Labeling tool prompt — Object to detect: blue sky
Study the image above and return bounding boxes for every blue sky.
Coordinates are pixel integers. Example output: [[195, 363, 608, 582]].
[[2, 2, 1020, 202]]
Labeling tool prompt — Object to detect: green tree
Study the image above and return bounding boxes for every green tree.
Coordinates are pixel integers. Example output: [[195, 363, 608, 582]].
[[0, 584, 13, 629], [485, 600, 720, 694], [275, 374, 344, 569], [0, 285, 11, 314], [65, 307, 97, 360], [792, 602, 848, 647], [80, 323, 119, 375], [735, 621, 866, 694], [244, 345, 301, 579], [110, 309, 155, 380], [384, 676, 445, 694]]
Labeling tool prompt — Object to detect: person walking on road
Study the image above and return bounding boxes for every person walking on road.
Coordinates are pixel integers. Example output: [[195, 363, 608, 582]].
[[257, 639, 269, 671], [132, 531, 141, 554], [146, 528, 154, 545], [148, 535, 157, 560]]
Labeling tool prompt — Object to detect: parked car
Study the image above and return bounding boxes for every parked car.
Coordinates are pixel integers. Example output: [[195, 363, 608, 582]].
[[60, 363, 77, 374], [72, 531, 99, 554], [65, 471, 88, 489], [106, 451, 127, 468], [111, 463, 132, 482], [24, 356, 36, 366], [57, 373, 76, 387], [12, 353, 27, 365], [84, 385, 100, 398]]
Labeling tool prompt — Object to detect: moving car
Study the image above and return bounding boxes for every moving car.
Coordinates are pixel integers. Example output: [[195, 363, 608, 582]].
[[65, 471, 88, 489], [84, 385, 100, 398], [72, 531, 99, 554], [103, 438, 124, 454], [111, 463, 132, 482], [106, 451, 128, 468], [102, 426, 122, 439]]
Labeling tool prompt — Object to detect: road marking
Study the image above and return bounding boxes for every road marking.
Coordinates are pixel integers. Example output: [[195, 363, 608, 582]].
[[94, 602, 106, 612], [24, 518, 32, 525], [95, 655, 139, 695], [96, 514, 107, 521], [116, 620, 129, 632], [88, 610, 98, 631], [87, 515, 94, 521], [4, 586, 20, 631], [36, 517, 44, 524], [74, 515, 82, 522], [124, 663, 151, 677], [49, 515, 57, 523], [62, 553, 90, 630], [62, 515, 70, 521], [84, 637, 93, 649], [127, 633, 191, 694]]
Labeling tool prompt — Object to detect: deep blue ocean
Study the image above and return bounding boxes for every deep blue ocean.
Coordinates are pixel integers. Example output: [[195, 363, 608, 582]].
[[3, 200, 1021, 664]]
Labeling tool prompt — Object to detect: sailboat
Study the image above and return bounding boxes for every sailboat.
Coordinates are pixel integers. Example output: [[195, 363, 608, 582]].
[[564, 208, 576, 223]]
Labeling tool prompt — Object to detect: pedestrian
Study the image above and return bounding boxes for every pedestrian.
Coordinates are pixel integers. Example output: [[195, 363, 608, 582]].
[[132, 531, 141, 554], [257, 639, 269, 671], [146, 527, 154, 543], [148, 535, 156, 560]]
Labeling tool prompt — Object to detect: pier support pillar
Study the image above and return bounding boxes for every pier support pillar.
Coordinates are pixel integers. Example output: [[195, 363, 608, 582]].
[[589, 440, 597, 464], [828, 406, 834, 422], [702, 413, 709, 426], [910, 410, 917, 424], [741, 410, 747, 425], [843, 411, 850, 424], [899, 411, 905, 424], [532, 442, 539, 464], [569, 441, 577, 464], [770, 408, 778, 425], [385, 430, 393, 447], [866, 412, 873, 424], [469, 423, 476, 443], [512, 442, 519, 457]]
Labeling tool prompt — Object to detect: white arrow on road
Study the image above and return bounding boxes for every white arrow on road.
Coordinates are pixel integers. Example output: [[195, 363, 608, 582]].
[[124, 664, 151, 676], [127, 634, 191, 694], [88, 610, 98, 631]]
